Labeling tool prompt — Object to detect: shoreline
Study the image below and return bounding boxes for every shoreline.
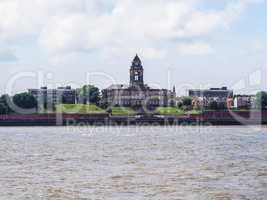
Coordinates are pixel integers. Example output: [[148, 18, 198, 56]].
[[0, 111, 267, 126]]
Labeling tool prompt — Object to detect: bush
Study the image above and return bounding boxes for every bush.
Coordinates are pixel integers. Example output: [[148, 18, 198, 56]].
[[255, 91, 267, 110], [78, 85, 100, 105], [0, 95, 12, 114], [12, 93, 37, 110]]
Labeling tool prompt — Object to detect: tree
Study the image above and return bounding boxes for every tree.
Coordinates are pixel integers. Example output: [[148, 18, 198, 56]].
[[0, 103, 8, 114], [255, 91, 267, 110], [182, 97, 192, 106], [0, 94, 12, 114], [208, 101, 218, 110], [217, 102, 226, 110], [192, 98, 201, 110], [79, 85, 100, 105], [12, 92, 37, 110], [178, 96, 192, 110]]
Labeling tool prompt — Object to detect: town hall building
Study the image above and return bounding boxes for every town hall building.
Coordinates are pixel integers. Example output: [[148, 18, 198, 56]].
[[101, 55, 176, 109]]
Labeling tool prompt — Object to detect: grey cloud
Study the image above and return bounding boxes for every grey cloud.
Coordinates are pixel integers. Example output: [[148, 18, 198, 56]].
[[0, 50, 17, 62]]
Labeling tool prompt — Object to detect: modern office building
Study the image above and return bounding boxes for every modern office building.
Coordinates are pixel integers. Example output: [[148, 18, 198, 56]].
[[28, 86, 76, 108]]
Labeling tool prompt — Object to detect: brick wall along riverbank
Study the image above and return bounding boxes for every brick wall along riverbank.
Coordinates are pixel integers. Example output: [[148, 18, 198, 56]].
[[0, 111, 266, 126]]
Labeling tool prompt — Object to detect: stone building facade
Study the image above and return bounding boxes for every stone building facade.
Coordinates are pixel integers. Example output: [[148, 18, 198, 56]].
[[101, 55, 176, 109]]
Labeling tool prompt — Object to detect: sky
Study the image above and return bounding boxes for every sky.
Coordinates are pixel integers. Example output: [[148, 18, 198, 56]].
[[0, 0, 267, 96]]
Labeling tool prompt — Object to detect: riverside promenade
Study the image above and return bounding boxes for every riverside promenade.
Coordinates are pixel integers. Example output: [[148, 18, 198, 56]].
[[0, 111, 267, 126]]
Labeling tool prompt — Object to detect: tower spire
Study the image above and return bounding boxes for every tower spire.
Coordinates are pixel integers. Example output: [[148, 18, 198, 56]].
[[132, 54, 142, 66], [130, 54, 144, 87]]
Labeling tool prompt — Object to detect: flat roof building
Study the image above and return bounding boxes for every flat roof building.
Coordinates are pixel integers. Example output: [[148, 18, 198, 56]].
[[28, 86, 76, 109], [189, 87, 233, 99], [189, 87, 233, 109]]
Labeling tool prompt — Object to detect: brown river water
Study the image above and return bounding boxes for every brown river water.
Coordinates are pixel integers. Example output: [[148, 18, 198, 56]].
[[0, 126, 267, 200]]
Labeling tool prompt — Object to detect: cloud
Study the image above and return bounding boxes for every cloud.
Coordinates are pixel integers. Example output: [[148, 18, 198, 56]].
[[176, 42, 214, 56], [0, 49, 17, 62], [141, 48, 167, 59], [0, 0, 263, 58]]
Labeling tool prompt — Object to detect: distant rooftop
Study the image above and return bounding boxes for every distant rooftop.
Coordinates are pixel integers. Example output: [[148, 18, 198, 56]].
[[29, 86, 73, 90], [190, 87, 231, 91], [106, 84, 129, 90]]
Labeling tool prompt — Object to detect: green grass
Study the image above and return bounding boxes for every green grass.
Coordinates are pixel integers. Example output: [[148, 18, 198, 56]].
[[111, 106, 136, 116], [155, 107, 185, 116], [56, 104, 106, 114], [186, 110, 202, 115]]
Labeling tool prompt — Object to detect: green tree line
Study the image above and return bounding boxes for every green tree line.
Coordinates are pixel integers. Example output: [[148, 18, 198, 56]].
[[0, 93, 37, 114], [1, 88, 267, 115], [0, 85, 101, 114]]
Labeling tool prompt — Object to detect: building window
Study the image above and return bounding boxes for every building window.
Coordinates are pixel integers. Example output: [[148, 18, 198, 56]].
[[135, 75, 138, 81]]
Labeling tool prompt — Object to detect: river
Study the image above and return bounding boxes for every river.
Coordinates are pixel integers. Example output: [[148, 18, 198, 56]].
[[0, 126, 266, 200]]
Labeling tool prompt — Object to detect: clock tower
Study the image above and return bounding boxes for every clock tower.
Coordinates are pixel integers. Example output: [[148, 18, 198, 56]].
[[130, 54, 144, 88]]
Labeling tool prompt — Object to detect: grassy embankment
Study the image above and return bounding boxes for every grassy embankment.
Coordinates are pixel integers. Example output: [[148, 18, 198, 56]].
[[54, 104, 135, 115], [110, 106, 136, 116], [155, 107, 185, 116], [156, 107, 203, 116], [56, 104, 106, 114], [42, 104, 202, 116], [186, 110, 202, 115]]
